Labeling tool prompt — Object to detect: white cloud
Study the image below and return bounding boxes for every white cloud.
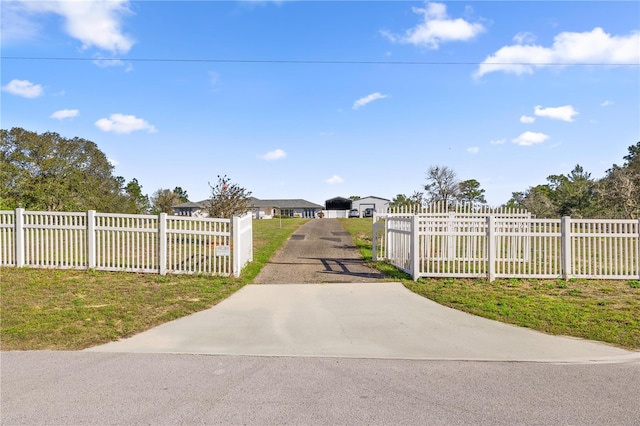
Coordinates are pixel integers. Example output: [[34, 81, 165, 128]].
[[17, 0, 134, 54], [476, 27, 640, 78], [601, 100, 613, 107], [489, 138, 507, 145], [108, 158, 119, 167], [325, 175, 344, 185], [1, 79, 43, 98], [353, 92, 388, 110], [513, 32, 536, 45], [520, 115, 536, 124], [512, 131, 549, 146], [467, 147, 480, 154], [382, 2, 484, 49], [260, 149, 287, 161], [0, 2, 41, 43], [95, 113, 157, 134], [534, 105, 578, 122], [93, 57, 133, 72], [50, 109, 79, 119]]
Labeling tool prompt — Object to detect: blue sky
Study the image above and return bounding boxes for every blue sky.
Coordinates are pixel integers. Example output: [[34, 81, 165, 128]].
[[2, 0, 639, 206]]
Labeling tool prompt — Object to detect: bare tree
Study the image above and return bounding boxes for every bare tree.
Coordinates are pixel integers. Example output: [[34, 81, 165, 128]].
[[207, 175, 252, 218], [424, 165, 460, 205]]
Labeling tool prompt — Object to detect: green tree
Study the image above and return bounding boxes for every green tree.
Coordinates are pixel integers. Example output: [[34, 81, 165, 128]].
[[597, 142, 640, 218], [547, 165, 597, 217], [507, 185, 555, 217], [1, 127, 125, 211], [207, 175, 252, 218], [151, 188, 182, 214], [390, 192, 424, 211], [122, 178, 150, 214], [172, 186, 189, 203], [457, 179, 487, 205]]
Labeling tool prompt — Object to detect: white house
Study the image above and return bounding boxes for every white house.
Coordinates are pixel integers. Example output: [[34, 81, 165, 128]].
[[351, 196, 390, 216], [172, 197, 323, 219]]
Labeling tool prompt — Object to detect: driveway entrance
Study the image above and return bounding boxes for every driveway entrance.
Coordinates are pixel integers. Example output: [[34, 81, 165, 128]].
[[252, 219, 385, 284]]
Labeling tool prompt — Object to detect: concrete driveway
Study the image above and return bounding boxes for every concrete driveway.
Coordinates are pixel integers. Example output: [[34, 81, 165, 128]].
[[88, 282, 637, 363]]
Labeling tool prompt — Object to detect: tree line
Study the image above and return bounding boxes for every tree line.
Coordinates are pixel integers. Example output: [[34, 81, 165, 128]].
[[3, 128, 637, 219], [390, 141, 639, 219], [1, 128, 185, 214], [1, 127, 253, 218]]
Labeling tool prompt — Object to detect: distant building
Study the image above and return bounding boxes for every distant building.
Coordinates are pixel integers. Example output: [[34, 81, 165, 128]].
[[324, 196, 352, 211], [351, 196, 390, 215], [172, 197, 323, 219]]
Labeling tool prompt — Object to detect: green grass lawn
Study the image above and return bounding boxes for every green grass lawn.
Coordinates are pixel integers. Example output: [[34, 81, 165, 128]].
[[0, 218, 307, 350], [2, 217, 638, 351], [339, 218, 640, 350]]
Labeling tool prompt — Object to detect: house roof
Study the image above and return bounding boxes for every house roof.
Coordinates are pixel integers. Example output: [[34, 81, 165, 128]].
[[173, 198, 323, 210], [172, 200, 210, 209], [249, 198, 323, 209], [325, 196, 351, 202], [357, 196, 390, 202]]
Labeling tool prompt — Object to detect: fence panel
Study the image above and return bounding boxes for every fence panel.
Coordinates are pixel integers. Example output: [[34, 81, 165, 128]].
[[166, 215, 231, 275], [0, 211, 16, 266], [418, 216, 487, 278], [385, 217, 414, 275], [495, 218, 562, 279], [22, 211, 87, 270], [570, 219, 640, 279], [1, 209, 253, 276], [372, 210, 640, 281], [94, 213, 159, 273]]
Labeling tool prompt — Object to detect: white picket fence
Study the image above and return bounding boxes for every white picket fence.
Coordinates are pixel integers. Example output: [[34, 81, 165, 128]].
[[0, 209, 253, 277], [373, 206, 640, 281]]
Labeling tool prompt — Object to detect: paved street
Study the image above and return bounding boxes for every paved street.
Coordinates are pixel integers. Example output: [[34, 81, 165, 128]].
[[2, 351, 639, 425]]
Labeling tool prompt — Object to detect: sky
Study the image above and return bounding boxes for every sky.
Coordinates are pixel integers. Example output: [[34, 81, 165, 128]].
[[1, 0, 639, 207]]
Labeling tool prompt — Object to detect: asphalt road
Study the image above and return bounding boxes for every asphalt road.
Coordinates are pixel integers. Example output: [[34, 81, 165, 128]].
[[2, 352, 640, 425], [2, 218, 639, 425]]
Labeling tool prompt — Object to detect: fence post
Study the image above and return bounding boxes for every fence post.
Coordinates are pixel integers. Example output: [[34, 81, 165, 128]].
[[15, 208, 25, 267], [411, 214, 419, 281], [637, 219, 640, 280], [159, 213, 167, 276], [87, 210, 96, 269], [487, 215, 496, 282], [372, 219, 379, 262], [561, 216, 572, 280], [232, 215, 240, 277]]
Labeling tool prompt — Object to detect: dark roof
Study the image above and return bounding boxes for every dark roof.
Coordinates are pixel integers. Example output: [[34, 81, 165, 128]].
[[172, 200, 210, 209], [325, 196, 351, 202], [250, 198, 323, 209]]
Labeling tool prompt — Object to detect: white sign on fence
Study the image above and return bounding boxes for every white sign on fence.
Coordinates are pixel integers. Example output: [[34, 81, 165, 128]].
[[214, 245, 231, 256]]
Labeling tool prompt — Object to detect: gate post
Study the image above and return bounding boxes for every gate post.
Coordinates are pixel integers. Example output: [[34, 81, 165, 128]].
[[411, 214, 420, 280], [15, 208, 25, 267], [487, 215, 496, 282], [232, 215, 240, 277], [159, 213, 167, 275], [87, 210, 96, 269], [561, 216, 572, 280]]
